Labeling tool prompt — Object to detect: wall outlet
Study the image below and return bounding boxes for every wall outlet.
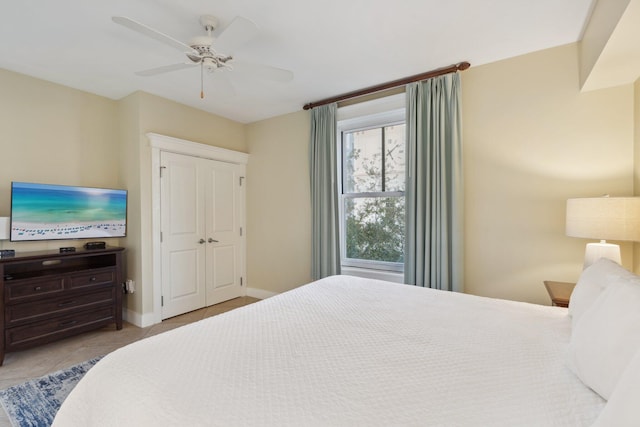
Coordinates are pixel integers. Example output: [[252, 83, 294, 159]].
[[126, 279, 135, 294]]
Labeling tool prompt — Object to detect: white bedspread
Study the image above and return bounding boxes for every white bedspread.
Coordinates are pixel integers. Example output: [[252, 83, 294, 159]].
[[53, 275, 604, 426]]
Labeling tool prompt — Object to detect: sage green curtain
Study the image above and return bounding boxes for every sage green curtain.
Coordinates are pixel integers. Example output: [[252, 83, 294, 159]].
[[404, 74, 463, 292], [310, 103, 341, 280]]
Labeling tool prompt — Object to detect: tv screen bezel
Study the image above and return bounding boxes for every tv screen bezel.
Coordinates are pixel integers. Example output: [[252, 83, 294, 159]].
[[10, 181, 128, 242]]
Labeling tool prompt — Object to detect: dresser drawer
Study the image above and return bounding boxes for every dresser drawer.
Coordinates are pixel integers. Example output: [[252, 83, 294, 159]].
[[68, 269, 115, 290], [5, 288, 115, 325], [4, 277, 65, 302], [5, 306, 115, 350], [0, 247, 125, 365]]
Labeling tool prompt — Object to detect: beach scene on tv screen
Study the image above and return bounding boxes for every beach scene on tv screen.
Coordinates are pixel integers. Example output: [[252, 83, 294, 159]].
[[11, 182, 127, 241]]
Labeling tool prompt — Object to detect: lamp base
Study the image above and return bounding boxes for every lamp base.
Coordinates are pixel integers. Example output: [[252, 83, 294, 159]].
[[584, 242, 621, 269]]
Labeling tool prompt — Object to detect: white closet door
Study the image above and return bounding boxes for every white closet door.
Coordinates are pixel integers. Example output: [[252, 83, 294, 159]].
[[160, 151, 207, 319], [204, 159, 243, 306], [160, 152, 244, 319]]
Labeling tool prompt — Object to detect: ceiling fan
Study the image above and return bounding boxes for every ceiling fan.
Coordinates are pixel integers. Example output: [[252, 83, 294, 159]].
[[112, 14, 293, 98]]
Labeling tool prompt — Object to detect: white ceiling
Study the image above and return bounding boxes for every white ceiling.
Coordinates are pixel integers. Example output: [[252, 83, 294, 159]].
[[0, 0, 596, 124]]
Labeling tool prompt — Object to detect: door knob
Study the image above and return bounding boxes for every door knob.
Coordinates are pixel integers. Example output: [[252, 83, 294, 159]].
[[208, 238, 219, 243], [198, 239, 206, 244]]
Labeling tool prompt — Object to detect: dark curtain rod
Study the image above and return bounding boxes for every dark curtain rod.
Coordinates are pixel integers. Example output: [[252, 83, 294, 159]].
[[303, 61, 470, 111]]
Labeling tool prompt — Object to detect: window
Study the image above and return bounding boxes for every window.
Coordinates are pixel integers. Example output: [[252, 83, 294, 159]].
[[338, 108, 406, 272]]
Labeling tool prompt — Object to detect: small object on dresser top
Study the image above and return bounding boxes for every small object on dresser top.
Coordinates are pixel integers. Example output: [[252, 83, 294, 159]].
[[0, 249, 15, 258], [84, 241, 106, 250]]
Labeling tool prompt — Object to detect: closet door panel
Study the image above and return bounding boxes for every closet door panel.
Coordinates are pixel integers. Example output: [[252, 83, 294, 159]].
[[205, 160, 243, 306], [160, 152, 206, 319]]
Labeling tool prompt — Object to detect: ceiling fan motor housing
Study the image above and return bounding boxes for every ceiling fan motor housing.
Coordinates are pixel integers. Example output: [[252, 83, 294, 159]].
[[189, 35, 214, 49]]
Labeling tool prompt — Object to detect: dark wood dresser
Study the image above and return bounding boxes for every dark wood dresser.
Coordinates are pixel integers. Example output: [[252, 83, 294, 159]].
[[0, 246, 124, 365]]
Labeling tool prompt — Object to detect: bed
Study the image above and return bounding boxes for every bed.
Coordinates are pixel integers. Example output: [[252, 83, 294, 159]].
[[53, 264, 640, 426]]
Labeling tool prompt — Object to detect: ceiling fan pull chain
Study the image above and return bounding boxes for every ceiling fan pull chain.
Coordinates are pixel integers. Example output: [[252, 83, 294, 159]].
[[200, 61, 205, 99]]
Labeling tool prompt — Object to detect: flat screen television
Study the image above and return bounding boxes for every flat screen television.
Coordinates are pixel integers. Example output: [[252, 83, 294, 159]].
[[10, 181, 127, 242]]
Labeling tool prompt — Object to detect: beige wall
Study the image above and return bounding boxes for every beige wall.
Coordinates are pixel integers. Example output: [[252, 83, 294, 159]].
[[136, 92, 247, 153], [120, 92, 247, 318], [0, 68, 121, 253], [463, 43, 634, 304], [246, 43, 636, 304], [1, 38, 637, 316], [0, 71, 248, 321], [246, 110, 312, 293], [634, 78, 640, 272], [116, 93, 142, 317]]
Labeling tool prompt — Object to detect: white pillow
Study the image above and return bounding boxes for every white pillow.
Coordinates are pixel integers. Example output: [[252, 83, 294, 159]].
[[568, 258, 634, 328], [568, 275, 640, 400], [592, 348, 640, 426]]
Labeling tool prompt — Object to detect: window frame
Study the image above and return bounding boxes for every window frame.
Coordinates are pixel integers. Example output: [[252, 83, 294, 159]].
[[337, 108, 406, 273]]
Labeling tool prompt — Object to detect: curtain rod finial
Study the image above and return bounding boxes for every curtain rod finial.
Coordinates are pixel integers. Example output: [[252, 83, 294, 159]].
[[457, 62, 471, 71]]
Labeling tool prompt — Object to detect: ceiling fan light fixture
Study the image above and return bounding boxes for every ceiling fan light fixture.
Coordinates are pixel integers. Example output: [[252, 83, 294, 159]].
[[203, 57, 218, 72]]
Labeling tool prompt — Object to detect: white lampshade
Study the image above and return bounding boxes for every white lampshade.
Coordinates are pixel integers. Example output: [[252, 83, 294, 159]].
[[566, 196, 640, 268], [566, 197, 640, 241], [0, 217, 9, 240]]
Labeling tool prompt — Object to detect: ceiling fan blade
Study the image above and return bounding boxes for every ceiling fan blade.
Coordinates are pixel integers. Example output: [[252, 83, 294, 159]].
[[232, 60, 294, 83], [214, 16, 259, 53], [112, 16, 195, 54], [135, 63, 196, 76]]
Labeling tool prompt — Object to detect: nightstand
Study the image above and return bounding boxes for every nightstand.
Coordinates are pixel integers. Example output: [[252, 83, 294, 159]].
[[543, 280, 576, 308]]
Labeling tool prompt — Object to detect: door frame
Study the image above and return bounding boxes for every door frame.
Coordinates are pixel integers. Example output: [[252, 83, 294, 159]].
[[149, 133, 249, 325]]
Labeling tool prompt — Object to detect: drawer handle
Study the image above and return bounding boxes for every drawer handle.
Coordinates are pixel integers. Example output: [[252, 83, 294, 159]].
[[34, 286, 42, 291], [57, 300, 77, 307], [90, 277, 97, 282], [59, 320, 77, 327]]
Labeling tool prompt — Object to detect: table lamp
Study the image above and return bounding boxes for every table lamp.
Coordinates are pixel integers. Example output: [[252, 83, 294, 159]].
[[566, 196, 640, 268]]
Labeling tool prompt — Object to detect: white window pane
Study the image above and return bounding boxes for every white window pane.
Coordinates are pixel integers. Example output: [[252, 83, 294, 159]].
[[384, 124, 406, 192], [344, 197, 405, 263], [338, 109, 407, 270], [343, 128, 382, 193]]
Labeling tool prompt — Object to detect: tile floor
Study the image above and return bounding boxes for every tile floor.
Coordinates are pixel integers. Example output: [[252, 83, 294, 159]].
[[0, 296, 260, 426]]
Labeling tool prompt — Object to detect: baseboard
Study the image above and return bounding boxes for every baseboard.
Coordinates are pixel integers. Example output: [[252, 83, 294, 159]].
[[123, 308, 157, 328], [246, 287, 278, 300], [124, 290, 276, 327]]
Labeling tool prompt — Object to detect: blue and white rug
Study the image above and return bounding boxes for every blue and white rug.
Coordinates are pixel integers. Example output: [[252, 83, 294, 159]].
[[0, 356, 102, 427]]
